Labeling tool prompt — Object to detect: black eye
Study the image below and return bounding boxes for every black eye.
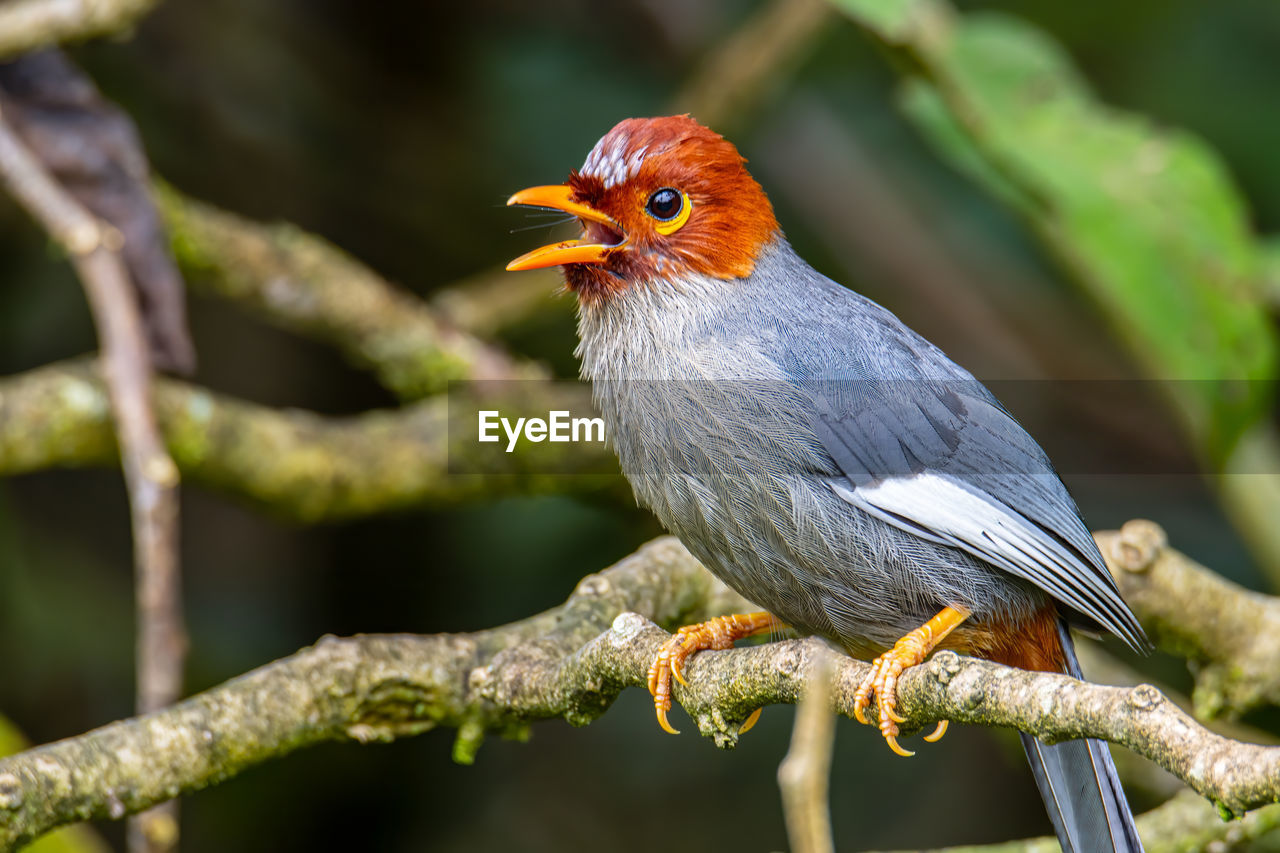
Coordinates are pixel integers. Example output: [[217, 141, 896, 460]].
[[645, 188, 683, 221]]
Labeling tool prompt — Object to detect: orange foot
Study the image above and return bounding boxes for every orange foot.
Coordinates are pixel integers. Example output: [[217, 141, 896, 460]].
[[646, 612, 783, 735], [853, 605, 971, 757]]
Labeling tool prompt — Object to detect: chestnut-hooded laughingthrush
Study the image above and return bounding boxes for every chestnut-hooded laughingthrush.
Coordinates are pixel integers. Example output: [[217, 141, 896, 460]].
[[506, 115, 1149, 853]]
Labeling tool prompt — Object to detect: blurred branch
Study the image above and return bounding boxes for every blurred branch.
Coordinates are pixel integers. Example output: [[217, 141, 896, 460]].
[[674, 0, 832, 130], [4, 531, 1280, 848], [1216, 423, 1280, 587], [0, 0, 159, 60], [429, 266, 563, 338], [777, 649, 836, 853], [0, 362, 616, 521], [1098, 519, 1280, 721], [155, 183, 543, 399], [153, 0, 834, 363], [0, 106, 183, 853], [0, 52, 195, 373], [3, 181, 615, 516], [432, 0, 834, 338], [1264, 237, 1280, 309]]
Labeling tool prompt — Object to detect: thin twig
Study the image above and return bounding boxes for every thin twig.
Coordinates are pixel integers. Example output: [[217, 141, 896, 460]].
[[674, 0, 832, 130], [0, 109, 183, 853], [777, 648, 836, 853]]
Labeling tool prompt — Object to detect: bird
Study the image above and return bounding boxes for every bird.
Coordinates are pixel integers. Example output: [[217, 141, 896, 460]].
[[505, 114, 1149, 853]]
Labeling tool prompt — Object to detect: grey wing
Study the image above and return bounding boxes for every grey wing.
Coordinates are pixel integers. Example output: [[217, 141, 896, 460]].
[[809, 378, 1149, 653]]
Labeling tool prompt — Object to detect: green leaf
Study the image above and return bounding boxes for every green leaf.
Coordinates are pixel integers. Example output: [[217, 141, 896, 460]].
[[831, 0, 1278, 463]]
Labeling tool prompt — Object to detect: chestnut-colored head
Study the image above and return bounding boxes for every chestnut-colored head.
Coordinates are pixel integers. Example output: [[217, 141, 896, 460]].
[[506, 116, 780, 302]]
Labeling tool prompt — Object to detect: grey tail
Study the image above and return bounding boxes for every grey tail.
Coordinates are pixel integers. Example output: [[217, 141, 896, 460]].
[[1018, 620, 1143, 852]]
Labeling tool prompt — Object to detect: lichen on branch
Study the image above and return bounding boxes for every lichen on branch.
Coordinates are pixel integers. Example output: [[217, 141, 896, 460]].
[[0, 361, 617, 521], [0, 0, 160, 60], [1098, 520, 1280, 720], [2, 531, 1280, 849], [155, 184, 541, 400]]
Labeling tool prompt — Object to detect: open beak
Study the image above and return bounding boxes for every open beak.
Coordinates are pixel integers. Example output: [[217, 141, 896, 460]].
[[505, 185, 624, 271]]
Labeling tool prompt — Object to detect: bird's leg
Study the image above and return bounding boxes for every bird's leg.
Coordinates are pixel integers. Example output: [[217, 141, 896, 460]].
[[854, 604, 971, 757], [646, 611, 783, 735]]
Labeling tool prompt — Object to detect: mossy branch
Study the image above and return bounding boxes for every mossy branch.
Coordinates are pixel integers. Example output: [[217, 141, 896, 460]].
[[154, 183, 543, 400], [0, 0, 160, 59], [0, 361, 616, 521], [1099, 519, 1280, 721], [3, 530, 1280, 848]]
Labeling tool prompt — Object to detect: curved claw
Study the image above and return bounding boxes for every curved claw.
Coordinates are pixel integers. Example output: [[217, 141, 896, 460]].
[[885, 734, 915, 758], [656, 704, 680, 735], [853, 680, 874, 725], [648, 648, 680, 734], [852, 605, 971, 757], [670, 655, 689, 687], [739, 707, 763, 734], [923, 720, 949, 743], [645, 612, 782, 737]]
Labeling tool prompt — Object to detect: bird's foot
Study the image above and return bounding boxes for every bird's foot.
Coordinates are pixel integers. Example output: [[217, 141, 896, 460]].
[[853, 605, 971, 757], [646, 611, 782, 735]]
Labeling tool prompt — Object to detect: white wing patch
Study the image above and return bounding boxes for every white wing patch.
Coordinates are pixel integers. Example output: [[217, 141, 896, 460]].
[[832, 472, 1141, 646]]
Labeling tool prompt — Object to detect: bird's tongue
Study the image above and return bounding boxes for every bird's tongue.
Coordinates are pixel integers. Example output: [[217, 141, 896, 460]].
[[584, 220, 623, 246]]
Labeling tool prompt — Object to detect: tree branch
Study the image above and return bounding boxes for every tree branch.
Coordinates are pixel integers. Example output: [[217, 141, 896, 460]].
[[0, 362, 615, 521], [0, 536, 729, 848], [154, 183, 542, 399], [431, 0, 835, 338], [3, 533, 1280, 848], [0, 104, 183, 852], [777, 650, 836, 853], [0, 0, 160, 60], [429, 267, 564, 339], [673, 0, 833, 131], [1098, 519, 1280, 720]]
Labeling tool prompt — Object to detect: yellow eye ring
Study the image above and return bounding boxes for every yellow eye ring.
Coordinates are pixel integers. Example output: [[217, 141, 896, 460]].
[[647, 189, 691, 235]]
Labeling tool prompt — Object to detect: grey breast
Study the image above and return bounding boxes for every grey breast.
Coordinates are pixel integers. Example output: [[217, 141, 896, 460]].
[[574, 243, 1062, 651]]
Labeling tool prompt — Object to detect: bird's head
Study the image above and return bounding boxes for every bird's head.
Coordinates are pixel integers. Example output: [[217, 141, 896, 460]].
[[506, 115, 780, 303]]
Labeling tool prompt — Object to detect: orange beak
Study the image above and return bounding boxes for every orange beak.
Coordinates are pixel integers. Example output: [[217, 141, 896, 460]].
[[505, 185, 625, 271]]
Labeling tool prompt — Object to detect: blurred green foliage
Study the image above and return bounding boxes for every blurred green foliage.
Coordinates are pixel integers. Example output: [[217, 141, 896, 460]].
[[839, 0, 1277, 461]]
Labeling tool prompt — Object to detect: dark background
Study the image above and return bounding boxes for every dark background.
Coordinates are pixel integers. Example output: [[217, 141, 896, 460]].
[[1, 0, 1277, 850]]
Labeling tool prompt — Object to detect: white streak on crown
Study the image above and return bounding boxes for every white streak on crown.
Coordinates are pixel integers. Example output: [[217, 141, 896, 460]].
[[581, 133, 651, 189]]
